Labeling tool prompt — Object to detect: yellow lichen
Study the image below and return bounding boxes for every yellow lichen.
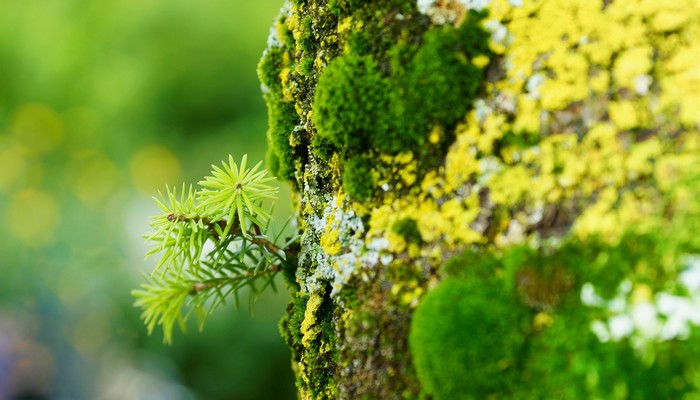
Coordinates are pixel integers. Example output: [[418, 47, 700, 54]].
[[321, 227, 342, 255], [301, 293, 324, 347]]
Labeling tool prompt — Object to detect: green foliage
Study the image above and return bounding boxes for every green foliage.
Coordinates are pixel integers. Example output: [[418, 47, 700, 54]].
[[409, 278, 529, 400], [133, 155, 297, 344]]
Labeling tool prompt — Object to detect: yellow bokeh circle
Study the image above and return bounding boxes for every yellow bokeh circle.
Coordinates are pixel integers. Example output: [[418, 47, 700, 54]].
[[6, 189, 59, 247], [129, 145, 181, 195]]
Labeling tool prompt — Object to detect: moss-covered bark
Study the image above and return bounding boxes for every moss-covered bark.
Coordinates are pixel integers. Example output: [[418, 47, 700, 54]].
[[259, 1, 700, 398]]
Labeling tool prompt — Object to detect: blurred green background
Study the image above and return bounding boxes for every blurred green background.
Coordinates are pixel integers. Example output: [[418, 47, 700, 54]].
[[0, 1, 298, 398]]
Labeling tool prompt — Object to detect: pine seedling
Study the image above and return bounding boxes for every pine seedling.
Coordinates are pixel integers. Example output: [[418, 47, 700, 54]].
[[132, 155, 297, 344]]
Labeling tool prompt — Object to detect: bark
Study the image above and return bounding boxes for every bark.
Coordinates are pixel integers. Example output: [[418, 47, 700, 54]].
[[259, 1, 700, 398]]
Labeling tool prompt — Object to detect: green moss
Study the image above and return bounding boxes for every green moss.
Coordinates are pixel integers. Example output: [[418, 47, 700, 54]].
[[522, 311, 700, 399], [456, 10, 492, 57], [258, 41, 299, 182], [257, 46, 286, 95], [398, 21, 489, 143], [298, 55, 315, 77], [262, 2, 491, 196], [343, 154, 375, 201], [299, 14, 317, 53], [280, 286, 339, 399], [310, 16, 491, 199], [312, 53, 391, 154], [409, 278, 529, 399], [280, 292, 309, 361], [432, 213, 700, 398], [264, 95, 298, 181], [310, 134, 337, 163], [302, 287, 339, 398], [392, 218, 422, 245]]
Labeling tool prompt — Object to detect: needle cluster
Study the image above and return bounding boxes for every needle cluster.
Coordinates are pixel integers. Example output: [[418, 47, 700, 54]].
[[132, 155, 296, 344]]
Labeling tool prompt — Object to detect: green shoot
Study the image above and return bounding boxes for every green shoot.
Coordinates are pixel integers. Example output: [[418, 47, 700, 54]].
[[132, 154, 296, 344]]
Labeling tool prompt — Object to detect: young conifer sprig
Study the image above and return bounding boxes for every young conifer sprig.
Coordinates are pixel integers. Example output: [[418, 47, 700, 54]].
[[133, 154, 295, 344], [146, 184, 206, 276], [198, 154, 278, 240]]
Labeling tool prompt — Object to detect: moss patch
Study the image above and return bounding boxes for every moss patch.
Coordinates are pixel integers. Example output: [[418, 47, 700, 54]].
[[312, 53, 391, 155], [409, 277, 529, 399], [311, 14, 491, 200]]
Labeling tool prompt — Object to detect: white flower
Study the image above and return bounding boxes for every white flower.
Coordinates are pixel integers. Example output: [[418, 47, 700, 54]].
[[380, 254, 394, 265], [367, 237, 389, 251], [364, 250, 379, 266]]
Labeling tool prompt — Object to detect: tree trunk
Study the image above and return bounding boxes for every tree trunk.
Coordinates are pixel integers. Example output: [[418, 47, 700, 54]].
[[259, 0, 700, 398]]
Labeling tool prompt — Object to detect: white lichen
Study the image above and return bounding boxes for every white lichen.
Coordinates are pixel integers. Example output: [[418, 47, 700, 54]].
[[298, 195, 392, 296], [416, 0, 491, 25], [526, 73, 546, 99], [484, 19, 511, 46]]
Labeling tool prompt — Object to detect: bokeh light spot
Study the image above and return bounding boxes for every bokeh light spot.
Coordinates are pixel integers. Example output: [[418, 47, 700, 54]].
[[129, 145, 181, 195], [66, 150, 123, 208], [7, 189, 59, 247], [10, 104, 64, 154], [0, 137, 27, 192], [72, 311, 112, 358], [11, 340, 55, 397], [63, 108, 104, 149]]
